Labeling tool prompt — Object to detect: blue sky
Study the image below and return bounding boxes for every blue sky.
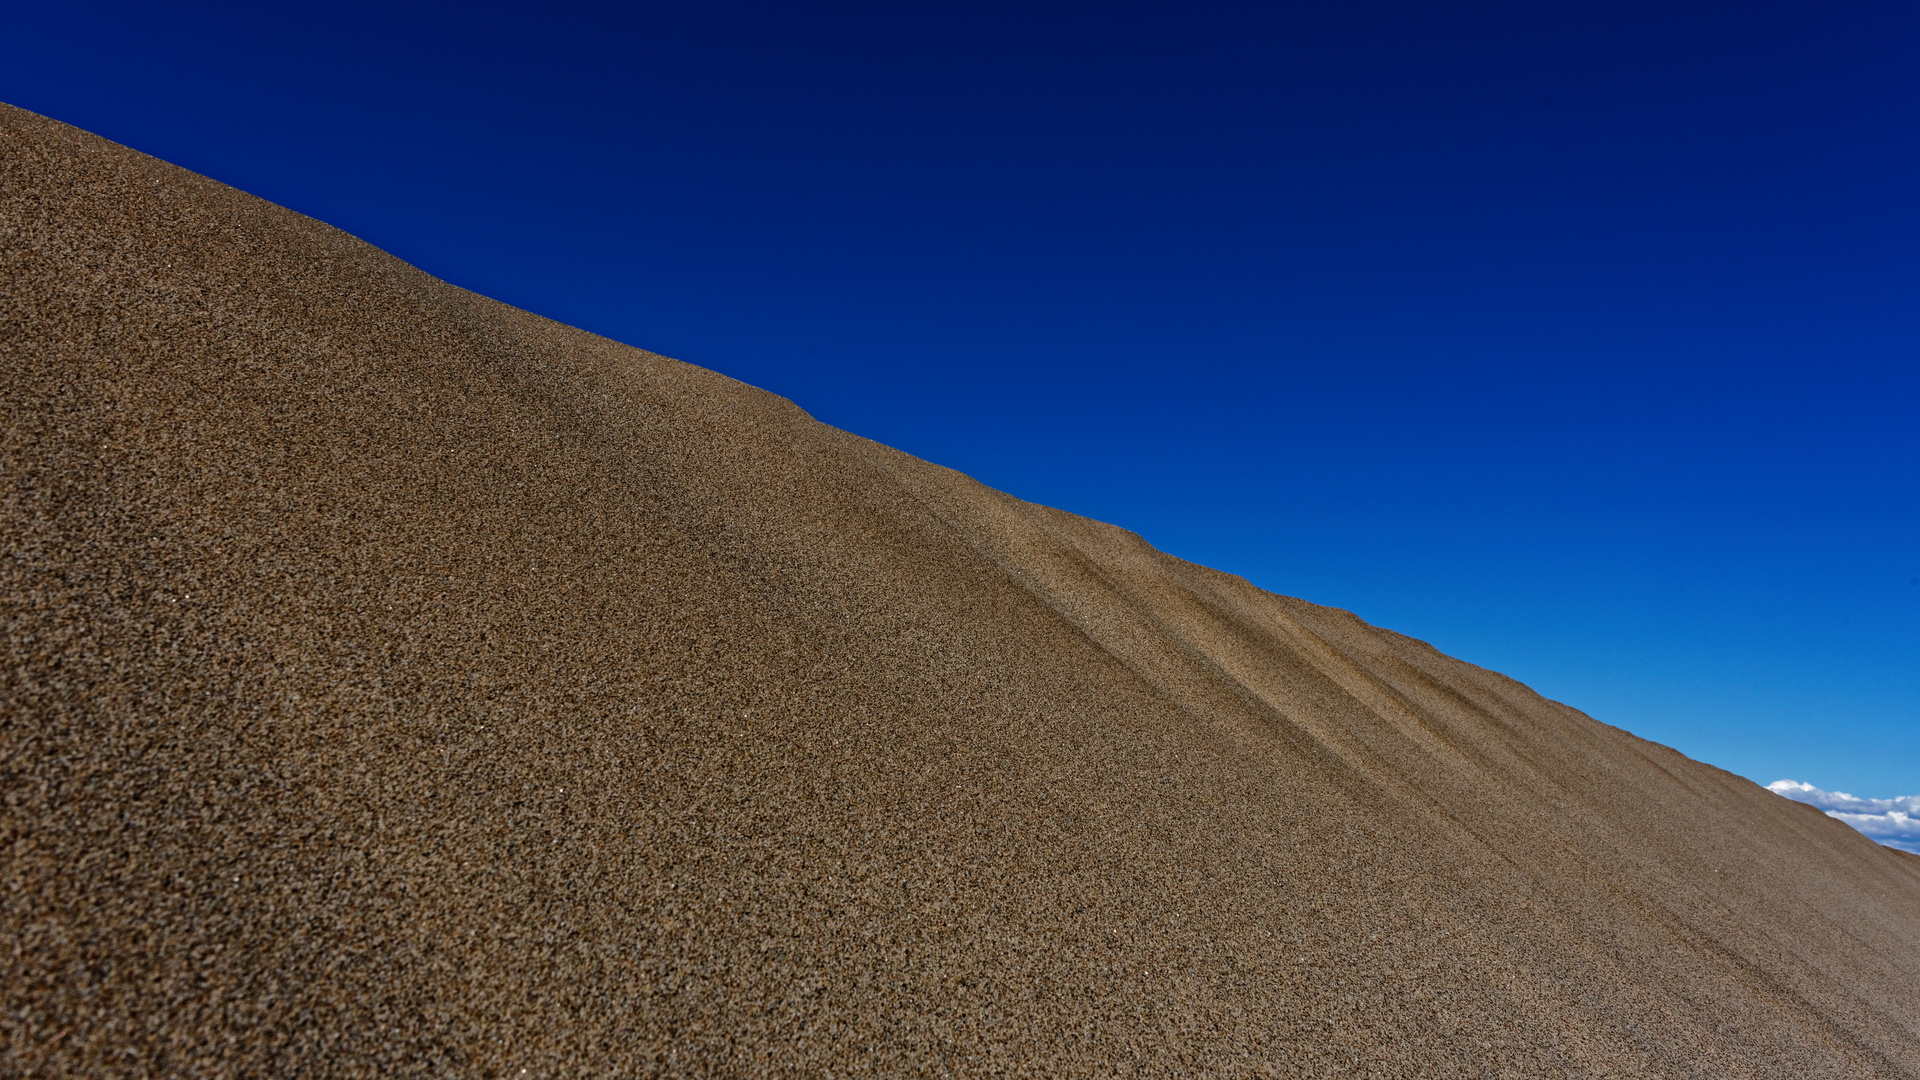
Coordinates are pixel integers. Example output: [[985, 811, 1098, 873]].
[[6, 0, 1915, 797]]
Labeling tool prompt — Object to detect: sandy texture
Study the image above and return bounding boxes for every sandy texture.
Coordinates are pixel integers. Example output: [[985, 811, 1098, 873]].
[[4, 102, 1918, 1078]]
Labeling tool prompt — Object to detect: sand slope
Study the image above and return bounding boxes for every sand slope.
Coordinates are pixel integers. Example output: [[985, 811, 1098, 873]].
[[4, 103, 1918, 1077]]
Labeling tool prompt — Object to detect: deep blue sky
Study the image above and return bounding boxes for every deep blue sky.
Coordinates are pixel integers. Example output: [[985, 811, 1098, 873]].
[[6, 0, 1916, 796]]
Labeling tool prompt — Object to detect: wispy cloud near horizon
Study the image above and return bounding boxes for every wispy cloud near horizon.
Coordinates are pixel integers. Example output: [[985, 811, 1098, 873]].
[[1769, 780, 1920, 855]]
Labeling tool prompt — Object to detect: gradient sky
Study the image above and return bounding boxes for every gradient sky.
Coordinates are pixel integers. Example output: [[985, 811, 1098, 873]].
[[6, 0, 1916, 797]]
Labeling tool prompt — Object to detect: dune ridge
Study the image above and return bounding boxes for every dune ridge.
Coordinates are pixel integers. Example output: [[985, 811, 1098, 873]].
[[4, 103, 1918, 1077]]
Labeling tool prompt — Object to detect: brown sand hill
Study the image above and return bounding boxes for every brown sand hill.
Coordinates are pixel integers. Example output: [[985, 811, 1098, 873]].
[[4, 102, 1917, 1078]]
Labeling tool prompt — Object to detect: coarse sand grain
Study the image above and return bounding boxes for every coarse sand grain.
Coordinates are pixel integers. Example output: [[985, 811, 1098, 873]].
[[4, 102, 1919, 1078]]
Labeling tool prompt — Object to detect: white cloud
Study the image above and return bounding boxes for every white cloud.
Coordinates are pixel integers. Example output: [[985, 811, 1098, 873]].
[[1769, 780, 1920, 855]]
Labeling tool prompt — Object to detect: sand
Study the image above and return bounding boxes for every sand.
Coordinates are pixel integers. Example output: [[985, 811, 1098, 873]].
[[3, 102, 1918, 1077]]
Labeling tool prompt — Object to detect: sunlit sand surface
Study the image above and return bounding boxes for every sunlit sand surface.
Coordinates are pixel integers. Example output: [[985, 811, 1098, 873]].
[[5, 103, 1918, 1077]]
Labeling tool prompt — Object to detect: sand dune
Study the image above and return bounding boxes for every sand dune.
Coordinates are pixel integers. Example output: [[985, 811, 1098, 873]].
[[4, 103, 1918, 1077]]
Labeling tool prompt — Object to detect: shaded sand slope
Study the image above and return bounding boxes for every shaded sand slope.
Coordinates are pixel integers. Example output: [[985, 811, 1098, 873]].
[[4, 103, 1917, 1077]]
